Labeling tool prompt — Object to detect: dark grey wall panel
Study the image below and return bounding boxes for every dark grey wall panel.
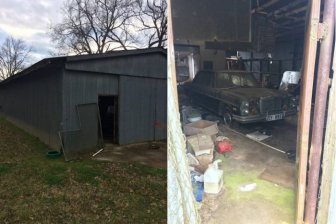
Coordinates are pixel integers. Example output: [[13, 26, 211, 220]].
[[118, 76, 167, 144], [0, 66, 63, 149], [65, 53, 167, 79], [62, 70, 118, 131], [154, 79, 167, 140]]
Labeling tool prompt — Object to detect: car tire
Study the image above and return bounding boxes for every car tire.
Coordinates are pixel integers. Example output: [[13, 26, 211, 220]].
[[223, 111, 232, 126]]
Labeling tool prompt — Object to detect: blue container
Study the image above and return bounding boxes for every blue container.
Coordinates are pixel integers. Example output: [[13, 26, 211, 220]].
[[192, 180, 204, 202], [191, 171, 204, 202], [196, 182, 204, 202]]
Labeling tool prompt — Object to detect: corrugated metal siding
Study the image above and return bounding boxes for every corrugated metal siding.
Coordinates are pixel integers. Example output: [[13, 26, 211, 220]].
[[65, 53, 166, 79], [62, 70, 119, 130], [0, 51, 166, 153], [0, 66, 63, 149], [154, 78, 167, 140], [119, 76, 167, 144]]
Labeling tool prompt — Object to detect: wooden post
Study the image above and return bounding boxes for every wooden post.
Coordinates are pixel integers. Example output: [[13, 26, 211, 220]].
[[295, 0, 321, 223], [316, 26, 336, 223], [304, 0, 334, 221]]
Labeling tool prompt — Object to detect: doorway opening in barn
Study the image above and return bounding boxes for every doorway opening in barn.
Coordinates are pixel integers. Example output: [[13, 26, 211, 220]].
[[98, 95, 119, 144]]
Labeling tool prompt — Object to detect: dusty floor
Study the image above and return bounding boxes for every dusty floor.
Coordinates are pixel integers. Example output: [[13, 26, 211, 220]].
[[202, 112, 298, 154], [94, 141, 167, 169], [230, 115, 298, 153], [180, 92, 297, 223], [199, 125, 296, 224]]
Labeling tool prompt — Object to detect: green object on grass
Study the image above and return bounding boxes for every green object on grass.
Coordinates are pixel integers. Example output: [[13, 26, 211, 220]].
[[46, 150, 62, 158]]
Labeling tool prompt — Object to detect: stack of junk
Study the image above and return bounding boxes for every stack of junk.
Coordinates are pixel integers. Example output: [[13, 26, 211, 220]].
[[181, 106, 233, 202]]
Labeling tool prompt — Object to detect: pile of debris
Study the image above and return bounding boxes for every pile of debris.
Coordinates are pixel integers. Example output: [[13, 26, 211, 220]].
[[181, 106, 233, 202]]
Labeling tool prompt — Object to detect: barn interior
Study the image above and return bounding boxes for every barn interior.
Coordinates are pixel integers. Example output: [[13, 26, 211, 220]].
[[171, 0, 318, 223]]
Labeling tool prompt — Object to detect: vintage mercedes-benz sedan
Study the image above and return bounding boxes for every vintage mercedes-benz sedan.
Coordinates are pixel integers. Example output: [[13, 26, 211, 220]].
[[183, 70, 297, 124]]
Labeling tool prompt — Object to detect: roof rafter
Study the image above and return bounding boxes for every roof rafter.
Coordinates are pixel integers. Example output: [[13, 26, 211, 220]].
[[251, 0, 280, 14], [267, 0, 307, 18]]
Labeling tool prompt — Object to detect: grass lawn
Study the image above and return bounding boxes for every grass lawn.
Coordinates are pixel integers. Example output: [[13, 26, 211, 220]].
[[0, 117, 167, 223]]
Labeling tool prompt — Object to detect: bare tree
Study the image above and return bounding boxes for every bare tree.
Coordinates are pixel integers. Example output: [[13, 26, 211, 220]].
[[0, 36, 32, 80], [136, 0, 167, 48], [50, 0, 138, 55]]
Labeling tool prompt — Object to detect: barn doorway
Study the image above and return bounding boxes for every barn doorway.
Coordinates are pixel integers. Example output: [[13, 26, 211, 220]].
[[98, 95, 119, 144]]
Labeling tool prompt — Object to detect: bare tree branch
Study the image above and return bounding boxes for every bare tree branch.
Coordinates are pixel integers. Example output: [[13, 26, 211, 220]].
[[50, 0, 166, 55], [135, 0, 167, 48], [50, 0, 140, 55], [0, 36, 32, 80]]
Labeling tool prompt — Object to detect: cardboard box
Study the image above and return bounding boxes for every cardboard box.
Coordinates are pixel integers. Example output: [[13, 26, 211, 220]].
[[187, 134, 214, 156], [183, 120, 219, 136], [195, 150, 214, 173]]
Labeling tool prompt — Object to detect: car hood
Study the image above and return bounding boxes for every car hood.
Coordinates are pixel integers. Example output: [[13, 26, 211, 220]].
[[218, 87, 288, 100]]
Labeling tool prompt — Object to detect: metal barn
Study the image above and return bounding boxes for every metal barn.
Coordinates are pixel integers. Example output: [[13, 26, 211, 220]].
[[0, 48, 167, 158]]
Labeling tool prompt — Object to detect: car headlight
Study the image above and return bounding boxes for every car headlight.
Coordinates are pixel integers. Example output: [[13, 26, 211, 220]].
[[290, 97, 298, 108], [241, 109, 249, 115], [240, 101, 249, 115], [240, 100, 261, 116]]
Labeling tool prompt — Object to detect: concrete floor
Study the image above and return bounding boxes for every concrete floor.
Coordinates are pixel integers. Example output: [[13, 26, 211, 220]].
[[93, 141, 167, 169], [220, 124, 296, 188], [180, 92, 298, 223], [199, 125, 296, 224], [229, 115, 298, 153]]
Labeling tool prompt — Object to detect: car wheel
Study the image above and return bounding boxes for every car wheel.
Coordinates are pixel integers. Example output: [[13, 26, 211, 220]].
[[223, 111, 232, 126]]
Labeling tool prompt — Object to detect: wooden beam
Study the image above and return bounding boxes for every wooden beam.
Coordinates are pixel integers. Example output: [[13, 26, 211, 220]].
[[295, 0, 321, 223], [316, 26, 336, 224], [251, 0, 280, 14], [304, 0, 334, 221], [268, 0, 308, 17], [274, 6, 307, 20]]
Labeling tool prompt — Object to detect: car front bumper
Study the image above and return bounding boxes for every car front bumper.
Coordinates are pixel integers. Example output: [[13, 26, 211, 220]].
[[232, 110, 297, 124]]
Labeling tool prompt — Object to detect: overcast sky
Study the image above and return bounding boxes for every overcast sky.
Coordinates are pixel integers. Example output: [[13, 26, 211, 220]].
[[0, 0, 65, 64]]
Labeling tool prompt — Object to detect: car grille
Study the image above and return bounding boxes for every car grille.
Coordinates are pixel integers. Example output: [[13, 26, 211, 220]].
[[260, 97, 282, 114]]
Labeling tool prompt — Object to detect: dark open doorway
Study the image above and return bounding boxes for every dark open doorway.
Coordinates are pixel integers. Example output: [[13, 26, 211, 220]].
[[98, 95, 119, 143]]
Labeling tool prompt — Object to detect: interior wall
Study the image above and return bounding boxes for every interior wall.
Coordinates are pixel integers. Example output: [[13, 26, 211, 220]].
[[172, 0, 251, 43], [272, 39, 304, 72], [199, 43, 227, 71], [174, 42, 227, 72]]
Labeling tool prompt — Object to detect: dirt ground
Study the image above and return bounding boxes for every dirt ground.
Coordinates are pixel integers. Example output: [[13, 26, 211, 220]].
[[94, 141, 167, 169], [198, 125, 296, 224]]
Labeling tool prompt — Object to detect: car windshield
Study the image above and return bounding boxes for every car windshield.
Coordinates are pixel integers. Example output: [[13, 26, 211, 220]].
[[216, 72, 258, 88]]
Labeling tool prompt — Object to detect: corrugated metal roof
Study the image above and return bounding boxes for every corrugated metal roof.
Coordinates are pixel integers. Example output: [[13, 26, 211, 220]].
[[67, 47, 167, 62], [0, 47, 166, 86]]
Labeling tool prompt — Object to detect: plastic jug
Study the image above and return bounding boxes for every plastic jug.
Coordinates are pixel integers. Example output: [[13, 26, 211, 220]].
[[204, 160, 223, 194]]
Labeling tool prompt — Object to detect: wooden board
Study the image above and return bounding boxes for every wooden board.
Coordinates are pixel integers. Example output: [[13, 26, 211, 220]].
[[295, 0, 321, 223]]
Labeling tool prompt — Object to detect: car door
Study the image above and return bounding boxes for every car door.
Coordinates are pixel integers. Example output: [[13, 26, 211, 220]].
[[190, 71, 218, 112]]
